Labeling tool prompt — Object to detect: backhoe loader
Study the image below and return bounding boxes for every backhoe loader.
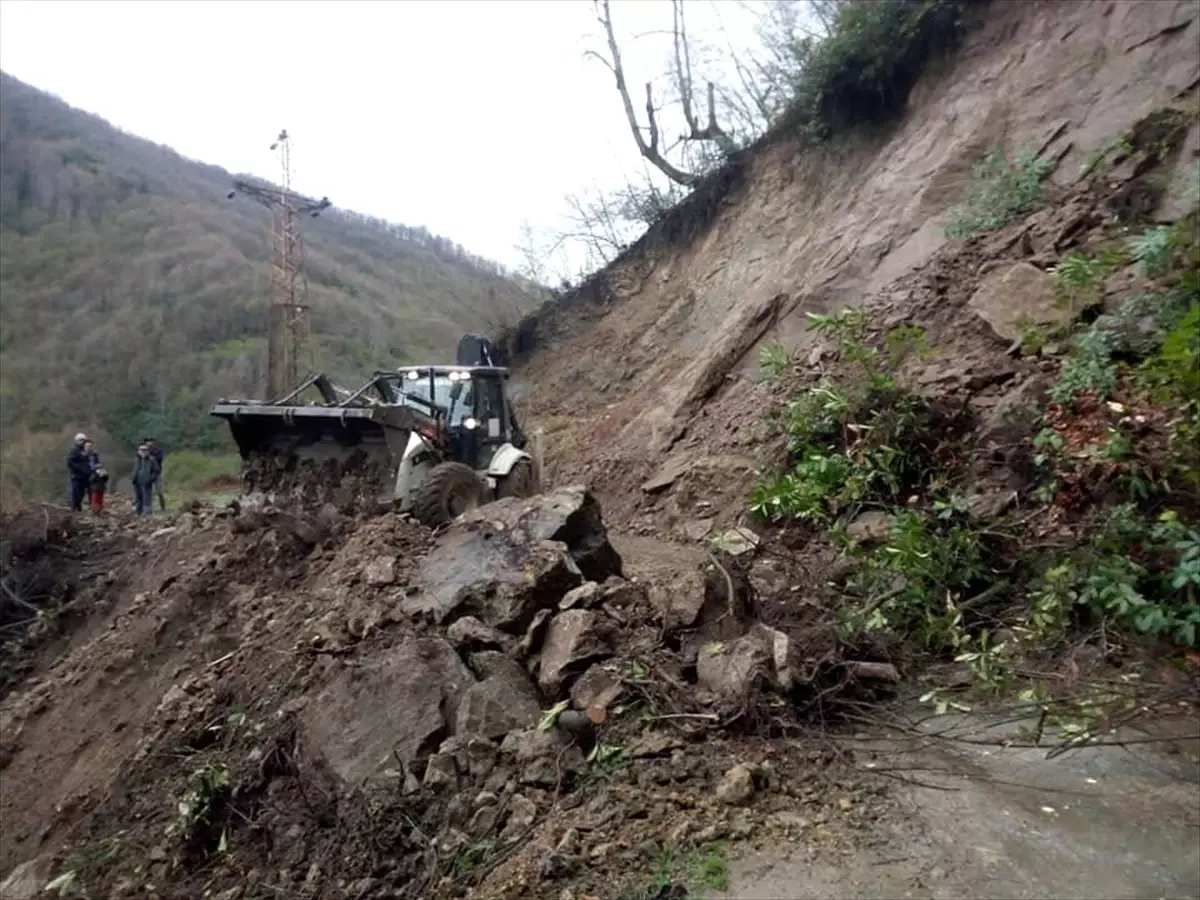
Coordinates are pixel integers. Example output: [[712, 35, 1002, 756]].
[[210, 334, 543, 526]]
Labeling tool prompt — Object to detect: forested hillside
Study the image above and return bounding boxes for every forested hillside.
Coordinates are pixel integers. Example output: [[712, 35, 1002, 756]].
[[0, 72, 547, 502]]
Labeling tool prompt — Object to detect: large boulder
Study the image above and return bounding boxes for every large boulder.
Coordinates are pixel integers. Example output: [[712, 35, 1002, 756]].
[[697, 631, 773, 704], [652, 553, 758, 664], [459, 486, 624, 581], [537, 609, 616, 696], [570, 663, 623, 711], [446, 616, 518, 654], [403, 533, 583, 632], [300, 637, 474, 784], [456, 652, 543, 740], [500, 727, 586, 787], [0, 858, 52, 900], [968, 262, 1074, 343], [697, 622, 809, 707]]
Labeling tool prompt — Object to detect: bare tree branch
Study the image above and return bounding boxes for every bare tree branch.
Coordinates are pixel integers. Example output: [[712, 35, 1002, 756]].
[[808, 0, 840, 36], [672, 0, 737, 153], [594, 0, 699, 187]]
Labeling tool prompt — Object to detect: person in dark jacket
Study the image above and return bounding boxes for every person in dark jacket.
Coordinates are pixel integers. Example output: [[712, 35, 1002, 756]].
[[66, 432, 91, 512], [83, 440, 109, 513], [132, 444, 161, 516], [144, 437, 166, 511]]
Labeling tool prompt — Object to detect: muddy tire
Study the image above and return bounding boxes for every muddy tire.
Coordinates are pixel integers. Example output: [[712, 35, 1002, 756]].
[[412, 462, 484, 527], [495, 458, 537, 500]]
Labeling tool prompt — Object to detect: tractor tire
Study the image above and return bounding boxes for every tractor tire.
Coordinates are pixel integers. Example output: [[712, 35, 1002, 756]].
[[412, 462, 485, 527], [495, 458, 537, 500]]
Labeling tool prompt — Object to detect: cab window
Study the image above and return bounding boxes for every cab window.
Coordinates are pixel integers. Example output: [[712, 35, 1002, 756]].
[[473, 377, 506, 438]]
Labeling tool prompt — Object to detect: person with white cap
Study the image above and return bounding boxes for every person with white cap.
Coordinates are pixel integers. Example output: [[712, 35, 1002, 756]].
[[66, 432, 92, 512]]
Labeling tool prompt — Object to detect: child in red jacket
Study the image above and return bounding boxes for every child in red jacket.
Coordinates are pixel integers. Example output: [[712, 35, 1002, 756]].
[[83, 440, 109, 512]]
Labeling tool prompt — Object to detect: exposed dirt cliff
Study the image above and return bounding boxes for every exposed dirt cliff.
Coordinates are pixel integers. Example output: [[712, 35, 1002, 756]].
[[517, 0, 1199, 515]]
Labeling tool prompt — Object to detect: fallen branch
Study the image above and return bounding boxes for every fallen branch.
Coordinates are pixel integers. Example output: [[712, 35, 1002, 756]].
[[0, 579, 40, 613]]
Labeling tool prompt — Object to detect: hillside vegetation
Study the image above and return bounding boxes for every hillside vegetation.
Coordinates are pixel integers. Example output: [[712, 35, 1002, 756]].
[[0, 72, 546, 503]]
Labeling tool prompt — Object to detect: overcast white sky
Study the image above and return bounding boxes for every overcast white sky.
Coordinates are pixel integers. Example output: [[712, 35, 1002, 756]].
[[0, 0, 763, 275]]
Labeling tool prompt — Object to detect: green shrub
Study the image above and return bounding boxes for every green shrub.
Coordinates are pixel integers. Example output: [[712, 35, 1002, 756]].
[[1127, 226, 1175, 278], [1140, 302, 1200, 401], [944, 150, 1055, 238], [749, 311, 934, 525], [757, 341, 791, 381], [780, 0, 985, 142], [1047, 327, 1118, 406], [1030, 507, 1200, 647], [842, 507, 991, 649]]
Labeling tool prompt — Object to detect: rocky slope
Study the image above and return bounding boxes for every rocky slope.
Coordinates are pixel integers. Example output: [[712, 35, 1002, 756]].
[[0, 490, 885, 900], [516, 0, 1199, 510]]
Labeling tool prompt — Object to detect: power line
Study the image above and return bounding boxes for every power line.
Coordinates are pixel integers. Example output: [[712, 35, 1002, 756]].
[[227, 130, 332, 400]]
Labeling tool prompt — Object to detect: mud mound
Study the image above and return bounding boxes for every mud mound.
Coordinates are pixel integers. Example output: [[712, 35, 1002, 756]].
[[0, 507, 142, 689], [0, 486, 890, 900]]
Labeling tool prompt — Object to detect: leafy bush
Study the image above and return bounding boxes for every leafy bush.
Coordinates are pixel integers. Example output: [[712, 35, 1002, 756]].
[[1140, 302, 1200, 488], [842, 507, 991, 649], [757, 342, 791, 381], [1050, 248, 1124, 314], [1044, 221, 1198, 408], [1030, 507, 1200, 647], [1127, 226, 1175, 278], [944, 150, 1055, 238], [749, 215, 1200, 671], [749, 310, 935, 524], [780, 0, 985, 142], [1140, 302, 1200, 402], [1047, 327, 1118, 406], [165, 763, 232, 845]]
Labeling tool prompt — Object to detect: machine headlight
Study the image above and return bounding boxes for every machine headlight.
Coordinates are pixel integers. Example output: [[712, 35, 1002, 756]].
[[463, 417, 479, 430]]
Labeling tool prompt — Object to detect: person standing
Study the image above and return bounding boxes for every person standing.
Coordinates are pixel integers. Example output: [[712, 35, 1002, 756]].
[[66, 432, 91, 512], [145, 437, 166, 511], [83, 440, 109, 513], [132, 444, 161, 516]]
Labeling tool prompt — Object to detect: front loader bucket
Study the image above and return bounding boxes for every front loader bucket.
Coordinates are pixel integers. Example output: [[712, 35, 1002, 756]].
[[210, 402, 420, 507]]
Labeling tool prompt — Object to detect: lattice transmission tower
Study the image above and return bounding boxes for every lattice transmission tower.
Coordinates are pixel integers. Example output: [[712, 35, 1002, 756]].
[[227, 130, 331, 400]]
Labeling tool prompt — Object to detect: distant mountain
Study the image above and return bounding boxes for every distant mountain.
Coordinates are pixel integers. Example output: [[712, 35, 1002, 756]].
[[0, 71, 547, 499]]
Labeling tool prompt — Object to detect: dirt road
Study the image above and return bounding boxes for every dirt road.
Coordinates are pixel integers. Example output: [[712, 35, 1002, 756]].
[[607, 531, 1200, 900], [707, 715, 1200, 900]]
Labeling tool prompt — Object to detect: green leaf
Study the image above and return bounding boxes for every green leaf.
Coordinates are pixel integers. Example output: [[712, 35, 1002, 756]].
[[537, 700, 568, 732], [44, 871, 77, 897]]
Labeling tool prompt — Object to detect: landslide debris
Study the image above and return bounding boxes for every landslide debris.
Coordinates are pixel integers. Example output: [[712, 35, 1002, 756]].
[[0, 486, 889, 900], [611, 105, 1200, 734]]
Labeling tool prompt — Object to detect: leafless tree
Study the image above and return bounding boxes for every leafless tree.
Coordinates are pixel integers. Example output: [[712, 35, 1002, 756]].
[[589, 0, 739, 187], [555, 189, 631, 272], [514, 219, 549, 286], [555, 0, 840, 278], [711, 0, 836, 139]]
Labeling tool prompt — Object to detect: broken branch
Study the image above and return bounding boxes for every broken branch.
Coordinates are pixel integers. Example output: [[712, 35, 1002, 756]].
[[593, 0, 699, 187]]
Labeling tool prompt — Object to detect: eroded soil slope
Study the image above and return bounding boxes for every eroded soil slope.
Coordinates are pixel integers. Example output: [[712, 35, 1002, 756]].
[[0, 489, 909, 900], [519, 0, 1200, 515]]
